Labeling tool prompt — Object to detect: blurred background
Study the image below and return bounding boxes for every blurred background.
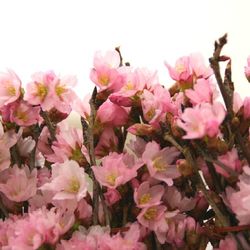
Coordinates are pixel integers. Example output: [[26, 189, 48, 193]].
[[0, 0, 249, 97]]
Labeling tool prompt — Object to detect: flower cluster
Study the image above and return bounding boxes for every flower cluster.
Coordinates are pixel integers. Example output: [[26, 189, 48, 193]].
[[0, 36, 250, 249]]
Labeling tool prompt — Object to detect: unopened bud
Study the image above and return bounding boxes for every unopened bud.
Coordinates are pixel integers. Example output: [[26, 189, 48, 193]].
[[177, 159, 193, 177]]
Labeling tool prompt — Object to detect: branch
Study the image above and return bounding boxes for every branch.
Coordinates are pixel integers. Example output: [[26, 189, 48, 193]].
[[40, 110, 56, 142], [81, 88, 110, 226]]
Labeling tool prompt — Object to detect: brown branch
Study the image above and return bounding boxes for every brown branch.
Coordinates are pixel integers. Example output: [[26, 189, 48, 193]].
[[40, 110, 56, 142], [81, 87, 110, 226], [164, 133, 230, 227], [115, 46, 123, 67]]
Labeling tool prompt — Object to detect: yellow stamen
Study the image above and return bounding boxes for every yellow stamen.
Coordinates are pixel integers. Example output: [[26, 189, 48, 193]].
[[153, 157, 166, 172], [36, 83, 48, 101], [68, 178, 80, 193], [106, 174, 117, 186], [139, 193, 151, 205], [143, 207, 157, 220], [55, 84, 66, 97], [7, 86, 16, 96], [98, 75, 110, 86]]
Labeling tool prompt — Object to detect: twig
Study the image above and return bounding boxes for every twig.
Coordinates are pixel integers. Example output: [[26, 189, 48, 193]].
[[115, 46, 123, 67], [0, 196, 8, 218], [209, 34, 250, 165], [10, 144, 22, 167], [40, 110, 56, 142], [164, 133, 230, 227], [81, 88, 110, 226]]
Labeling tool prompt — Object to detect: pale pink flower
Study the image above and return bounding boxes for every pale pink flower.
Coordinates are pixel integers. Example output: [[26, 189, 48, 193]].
[[94, 127, 118, 158], [142, 141, 180, 185], [40, 160, 88, 203], [163, 186, 196, 212], [9, 100, 40, 126], [226, 166, 250, 224], [104, 188, 121, 206], [141, 84, 173, 127], [165, 56, 192, 82], [189, 53, 213, 79], [90, 50, 125, 92], [177, 102, 226, 139], [137, 205, 166, 230], [214, 235, 238, 250], [0, 69, 21, 107], [185, 78, 214, 105], [0, 143, 11, 172], [127, 123, 155, 137], [92, 152, 142, 189], [17, 136, 36, 157], [24, 71, 56, 111], [0, 165, 37, 202], [97, 99, 128, 126], [45, 121, 88, 166], [134, 181, 164, 208], [51, 74, 77, 114], [109, 67, 158, 107], [233, 92, 243, 113], [76, 198, 92, 220], [126, 136, 147, 158], [214, 148, 242, 177], [245, 56, 250, 82]]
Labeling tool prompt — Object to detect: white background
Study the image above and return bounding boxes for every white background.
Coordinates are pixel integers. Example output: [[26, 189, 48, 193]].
[[0, 0, 249, 97], [0, 1, 249, 249]]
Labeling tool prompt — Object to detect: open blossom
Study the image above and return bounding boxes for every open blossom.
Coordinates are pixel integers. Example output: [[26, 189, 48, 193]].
[[0, 165, 37, 202], [0, 69, 21, 107], [134, 181, 164, 208], [45, 121, 88, 166], [40, 160, 88, 203], [90, 50, 125, 92], [109, 67, 158, 107], [9, 100, 40, 126], [24, 71, 55, 111], [92, 152, 143, 189], [51, 74, 77, 114], [214, 148, 242, 177], [137, 205, 166, 230], [142, 141, 180, 185], [177, 102, 226, 139], [141, 84, 173, 126], [185, 78, 215, 105]]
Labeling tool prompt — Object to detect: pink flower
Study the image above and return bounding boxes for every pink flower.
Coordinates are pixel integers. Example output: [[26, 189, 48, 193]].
[[141, 84, 173, 127], [226, 166, 250, 225], [165, 56, 192, 83], [45, 121, 88, 166], [9, 100, 40, 126], [185, 78, 214, 105], [0, 69, 21, 107], [90, 50, 125, 92], [92, 152, 142, 189], [0, 165, 37, 202], [40, 160, 88, 203], [142, 141, 180, 185], [51, 74, 77, 114], [233, 92, 243, 113], [76, 199, 92, 220], [97, 99, 128, 126], [24, 71, 55, 111], [214, 235, 237, 250], [104, 188, 121, 206], [177, 102, 226, 139], [214, 148, 242, 177], [245, 56, 250, 82], [109, 67, 158, 107], [134, 181, 164, 208], [137, 205, 166, 230]]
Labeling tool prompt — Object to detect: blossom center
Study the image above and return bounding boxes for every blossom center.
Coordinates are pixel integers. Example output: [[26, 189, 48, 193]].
[[153, 157, 166, 172], [15, 110, 28, 122], [139, 193, 151, 205], [68, 178, 80, 193], [7, 85, 16, 96], [55, 84, 66, 97], [143, 207, 157, 220], [36, 83, 48, 100], [99, 75, 109, 86], [106, 174, 117, 186]]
